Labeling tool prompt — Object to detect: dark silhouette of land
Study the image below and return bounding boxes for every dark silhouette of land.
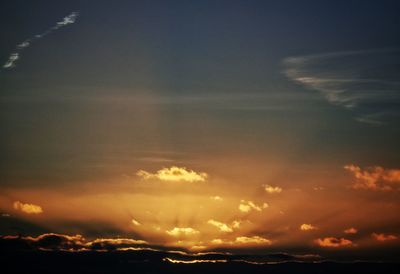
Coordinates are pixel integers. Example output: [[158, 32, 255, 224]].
[[1, 250, 398, 274]]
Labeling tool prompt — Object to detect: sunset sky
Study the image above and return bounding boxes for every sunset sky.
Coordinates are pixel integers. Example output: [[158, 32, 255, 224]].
[[0, 0, 399, 262]]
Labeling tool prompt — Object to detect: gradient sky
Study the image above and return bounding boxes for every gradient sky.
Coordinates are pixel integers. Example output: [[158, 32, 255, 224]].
[[1, 0, 400, 262]]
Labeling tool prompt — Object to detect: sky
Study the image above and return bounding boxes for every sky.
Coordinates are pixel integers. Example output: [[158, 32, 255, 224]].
[[0, 0, 400, 262]]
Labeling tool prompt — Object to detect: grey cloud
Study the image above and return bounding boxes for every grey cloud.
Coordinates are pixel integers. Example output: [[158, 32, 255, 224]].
[[283, 49, 400, 125]]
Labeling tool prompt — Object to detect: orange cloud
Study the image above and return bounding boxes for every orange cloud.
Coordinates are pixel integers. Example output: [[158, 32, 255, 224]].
[[344, 227, 358, 234], [315, 237, 354, 247], [137, 166, 208, 182], [300, 224, 317, 231], [238, 200, 268, 213], [235, 236, 271, 245], [13, 201, 43, 214], [207, 220, 233, 232], [371, 233, 398, 242], [131, 218, 141, 226], [166, 227, 200, 237], [263, 184, 282, 194], [344, 164, 400, 191]]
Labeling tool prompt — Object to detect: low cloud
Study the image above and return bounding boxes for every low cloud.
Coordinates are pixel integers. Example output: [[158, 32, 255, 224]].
[[13, 201, 43, 214], [344, 164, 400, 191], [235, 236, 271, 245], [137, 166, 207, 182], [166, 227, 200, 237], [239, 200, 268, 213], [0, 233, 148, 252], [371, 233, 398, 242], [207, 220, 233, 232], [264, 184, 282, 194], [131, 218, 141, 226], [210, 196, 223, 201], [300, 224, 317, 231], [315, 237, 354, 248], [2, 12, 79, 70], [344, 227, 358, 234], [210, 236, 272, 246]]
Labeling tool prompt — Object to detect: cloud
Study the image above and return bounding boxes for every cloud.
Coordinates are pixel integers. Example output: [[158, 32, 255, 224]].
[[210, 196, 223, 201], [283, 48, 400, 124], [2, 11, 79, 70], [371, 233, 398, 242], [315, 237, 354, 247], [207, 220, 233, 232], [344, 164, 400, 191], [131, 218, 141, 226], [238, 200, 268, 213], [137, 166, 208, 182], [344, 227, 358, 234], [88, 238, 147, 250], [300, 224, 317, 231], [166, 227, 200, 237], [0, 233, 148, 252], [263, 184, 282, 194], [13, 201, 43, 214], [235, 236, 271, 245]]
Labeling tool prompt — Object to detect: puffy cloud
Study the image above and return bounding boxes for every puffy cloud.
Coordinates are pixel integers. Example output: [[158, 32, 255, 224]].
[[344, 164, 400, 191], [371, 233, 398, 242], [315, 237, 354, 248], [137, 166, 207, 182], [344, 227, 358, 234], [13, 201, 43, 214], [239, 200, 268, 213], [207, 220, 233, 232], [264, 184, 282, 194], [300, 224, 317, 231], [166, 227, 200, 237], [235, 236, 271, 245]]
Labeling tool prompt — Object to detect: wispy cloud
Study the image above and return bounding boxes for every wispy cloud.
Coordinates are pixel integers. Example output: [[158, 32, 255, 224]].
[[137, 166, 208, 182], [207, 219, 241, 233], [2, 11, 79, 70], [13, 201, 43, 214], [344, 164, 400, 191], [283, 48, 400, 124]]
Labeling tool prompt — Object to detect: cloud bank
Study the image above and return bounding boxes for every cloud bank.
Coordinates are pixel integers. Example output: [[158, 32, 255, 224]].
[[2, 11, 79, 70]]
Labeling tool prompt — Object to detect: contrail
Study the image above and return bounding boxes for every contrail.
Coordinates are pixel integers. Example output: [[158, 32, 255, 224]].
[[2, 11, 79, 70]]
